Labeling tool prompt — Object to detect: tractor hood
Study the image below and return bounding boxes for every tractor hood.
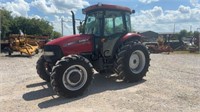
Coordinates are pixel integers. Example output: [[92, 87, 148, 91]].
[[46, 34, 93, 55], [47, 34, 92, 46]]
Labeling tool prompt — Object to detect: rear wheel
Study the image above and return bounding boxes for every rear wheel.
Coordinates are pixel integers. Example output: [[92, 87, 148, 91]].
[[115, 41, 150, 82], [8, 51, 12, 56], [7, 47, 13, 56], [51, 55, 93, 98], [36, 56, 51, 82]]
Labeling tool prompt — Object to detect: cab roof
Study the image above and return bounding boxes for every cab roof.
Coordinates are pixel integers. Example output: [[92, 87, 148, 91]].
[[83, 4, 132, 14]]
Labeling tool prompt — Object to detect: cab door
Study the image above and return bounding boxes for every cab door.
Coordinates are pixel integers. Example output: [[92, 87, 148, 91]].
[[102, 11, 126, 57]]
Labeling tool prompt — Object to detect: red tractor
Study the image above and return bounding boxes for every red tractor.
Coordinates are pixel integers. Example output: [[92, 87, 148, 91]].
[[36, 4, 150, 98]]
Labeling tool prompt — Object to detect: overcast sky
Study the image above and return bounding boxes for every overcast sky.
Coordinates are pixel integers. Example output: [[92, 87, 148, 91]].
[[0, 0, 200, 35]]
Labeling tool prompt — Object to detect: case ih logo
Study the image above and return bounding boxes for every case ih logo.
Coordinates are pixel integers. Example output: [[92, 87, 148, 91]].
[[63, 38, 90, 47]]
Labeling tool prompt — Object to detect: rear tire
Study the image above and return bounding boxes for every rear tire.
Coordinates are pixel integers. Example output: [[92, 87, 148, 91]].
[[115, 41, 150, 82], [9, 51, 12, 56], [36, 56, 51, 82], [7, 47, 13, 56], [51, 55, 93, 98]]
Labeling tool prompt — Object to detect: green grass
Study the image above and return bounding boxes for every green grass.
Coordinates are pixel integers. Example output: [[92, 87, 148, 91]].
[[172, 51, 200, 54]]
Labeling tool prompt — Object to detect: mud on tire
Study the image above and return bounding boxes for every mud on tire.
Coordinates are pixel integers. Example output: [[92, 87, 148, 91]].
[[115, 41, 150, 82], [51, 55, 93, 98]]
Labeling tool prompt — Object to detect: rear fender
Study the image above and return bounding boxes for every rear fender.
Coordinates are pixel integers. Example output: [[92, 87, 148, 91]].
[[111, 33, 142, 57], [121, 33, 141, 42]]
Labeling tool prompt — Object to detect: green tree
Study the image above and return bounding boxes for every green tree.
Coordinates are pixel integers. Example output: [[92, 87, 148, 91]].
[[193, 31, 199, 38], [178, 30, 188, 43], [1, 9, 54, 39], [193, 31, 199, 46], [0, 9, 13, 39], [10, 17, 53, 36], [51, 31, 61, 39], [10, 16, 27, 34], [187, 31, 193, 36]]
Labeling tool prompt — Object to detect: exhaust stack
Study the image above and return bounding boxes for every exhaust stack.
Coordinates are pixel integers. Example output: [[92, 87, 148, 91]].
[[71, 11, 76, 35]]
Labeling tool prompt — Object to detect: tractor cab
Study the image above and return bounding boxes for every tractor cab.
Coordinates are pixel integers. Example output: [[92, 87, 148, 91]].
[[82, 4, 135, 57], [83, 5, 133, 36]]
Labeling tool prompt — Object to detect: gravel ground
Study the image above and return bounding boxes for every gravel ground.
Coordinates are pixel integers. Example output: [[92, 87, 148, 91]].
[[0, 52, 200, 112]]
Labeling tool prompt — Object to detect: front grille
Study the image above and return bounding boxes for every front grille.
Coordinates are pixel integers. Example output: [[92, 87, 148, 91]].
[[43, 45, 63, 63]]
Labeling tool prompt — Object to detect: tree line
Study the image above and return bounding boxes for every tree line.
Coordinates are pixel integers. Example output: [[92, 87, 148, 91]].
[[0, 9, 61, 39], [172, 29, 199, 44]]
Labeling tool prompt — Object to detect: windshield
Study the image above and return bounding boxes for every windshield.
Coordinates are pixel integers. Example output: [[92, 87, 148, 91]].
[[84, 11, 103, 36]]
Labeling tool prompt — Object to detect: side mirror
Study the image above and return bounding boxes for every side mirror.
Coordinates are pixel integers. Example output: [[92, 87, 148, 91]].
[[132, 10, 135, 14]]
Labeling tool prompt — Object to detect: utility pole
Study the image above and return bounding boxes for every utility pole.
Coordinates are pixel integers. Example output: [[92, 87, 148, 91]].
[[50, 22, 54, 39], [190, 25, 192, 32], [173, 23, 176, 34], [61, 18, 73, 36], [197, 28, 200, 53], [60, 11, 82, 36], [173, 23, 176, 39], [61, 18, 64, 36]]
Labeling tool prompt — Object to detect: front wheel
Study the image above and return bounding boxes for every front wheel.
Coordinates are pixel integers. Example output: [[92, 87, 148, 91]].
[[115, 42, 150, 82], [36, 56, 51, 82], [51, 55, 93, 98]]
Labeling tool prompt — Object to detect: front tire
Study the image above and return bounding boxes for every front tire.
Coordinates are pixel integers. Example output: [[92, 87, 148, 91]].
[[51, 55, 93, 98], [36, 56, 51, 82], [115, 42, 150, 82]]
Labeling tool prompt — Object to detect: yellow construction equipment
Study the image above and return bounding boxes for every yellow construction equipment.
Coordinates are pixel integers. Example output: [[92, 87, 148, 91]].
[[7, 34, 39, 56]]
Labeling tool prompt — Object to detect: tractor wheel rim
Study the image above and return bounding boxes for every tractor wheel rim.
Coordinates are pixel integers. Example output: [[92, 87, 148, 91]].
[[129, 50, 146, 74], [62, 65, 87, 91]]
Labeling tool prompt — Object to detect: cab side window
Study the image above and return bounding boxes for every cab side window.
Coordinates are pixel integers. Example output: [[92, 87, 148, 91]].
[[104, 11, 124, 36]]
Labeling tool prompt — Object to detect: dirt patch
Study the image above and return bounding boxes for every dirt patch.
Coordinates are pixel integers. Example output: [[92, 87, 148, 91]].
[[0, 53, 200, 112]]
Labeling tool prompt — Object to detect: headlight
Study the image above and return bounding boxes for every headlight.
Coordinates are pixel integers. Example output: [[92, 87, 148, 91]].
[[43, 51, 54, 56]]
